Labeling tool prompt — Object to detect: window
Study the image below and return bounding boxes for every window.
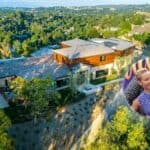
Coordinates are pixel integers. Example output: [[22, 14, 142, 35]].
[[96, 69, 108, 78], [100, 55, 106, 61], [56, 78, 70, 87]]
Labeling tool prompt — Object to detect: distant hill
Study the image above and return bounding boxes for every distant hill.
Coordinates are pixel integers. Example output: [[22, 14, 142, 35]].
[[0, 4, 150, 13]]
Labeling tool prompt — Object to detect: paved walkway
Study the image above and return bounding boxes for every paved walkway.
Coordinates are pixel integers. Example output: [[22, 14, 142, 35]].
[[0, 93, 9, 108]]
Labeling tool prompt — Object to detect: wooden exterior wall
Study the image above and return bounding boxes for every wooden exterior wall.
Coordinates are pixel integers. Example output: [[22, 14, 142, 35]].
[[53, 53, 70, 64], [74, 53, 115, 66], [53, 46, 135, 66], [53, 52, 115, 66]]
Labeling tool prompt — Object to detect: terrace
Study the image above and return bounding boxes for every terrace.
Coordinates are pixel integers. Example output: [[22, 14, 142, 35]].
[[78, 84, 102, 95]]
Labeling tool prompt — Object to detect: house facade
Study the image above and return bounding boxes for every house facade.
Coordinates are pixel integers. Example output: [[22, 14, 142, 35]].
[[53, 38, 135, 89], [0, 38, 135, 92]]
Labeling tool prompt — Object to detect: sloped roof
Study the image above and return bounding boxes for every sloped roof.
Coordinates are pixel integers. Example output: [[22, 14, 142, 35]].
[[53, 38, 134, 59], [61, 38, 94, 47], [104, 38, 134, 50], [0, 55, 70, 80], [54, 45, 114, 59]]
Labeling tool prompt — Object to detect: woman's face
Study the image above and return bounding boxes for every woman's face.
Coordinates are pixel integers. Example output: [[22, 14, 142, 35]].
[[140, 71, 150, 91]]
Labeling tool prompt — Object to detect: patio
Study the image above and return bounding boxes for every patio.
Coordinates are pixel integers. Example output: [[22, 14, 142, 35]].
[[78, 84, 102, 95]]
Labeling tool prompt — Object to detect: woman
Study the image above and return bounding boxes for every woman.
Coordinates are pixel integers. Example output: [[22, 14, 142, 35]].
[[131, 68, 150, 116]]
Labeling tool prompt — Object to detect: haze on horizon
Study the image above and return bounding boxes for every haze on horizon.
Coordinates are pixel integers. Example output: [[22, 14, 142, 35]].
[[0, 0, 150, 8]]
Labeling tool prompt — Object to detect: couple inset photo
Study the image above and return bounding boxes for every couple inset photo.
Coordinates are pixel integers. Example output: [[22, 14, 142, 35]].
[[123, 57, 150, 116]]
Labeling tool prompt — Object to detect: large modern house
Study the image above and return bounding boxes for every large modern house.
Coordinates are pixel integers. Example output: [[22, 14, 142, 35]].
[[0, 38, 135, 92], [53, 38, 134, 89]]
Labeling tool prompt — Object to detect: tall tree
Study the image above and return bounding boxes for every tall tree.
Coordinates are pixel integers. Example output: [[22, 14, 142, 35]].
[[13, 40, 23, 55], [0, 42, 12, 58], [11, 77, 61, 121], [86, 107, 148, 150], [0, 109, 14, 150]]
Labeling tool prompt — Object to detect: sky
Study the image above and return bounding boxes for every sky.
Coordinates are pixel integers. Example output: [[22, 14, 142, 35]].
[[0, 0, 150, 7]]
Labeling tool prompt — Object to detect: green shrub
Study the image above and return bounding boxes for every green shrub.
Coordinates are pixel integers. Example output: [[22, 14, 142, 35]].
[[90, 74, 119, 85], [85, 106, 149, 150], [57, 88, 86, 106]]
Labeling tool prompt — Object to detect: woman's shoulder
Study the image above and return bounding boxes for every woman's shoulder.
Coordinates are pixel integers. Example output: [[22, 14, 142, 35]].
[[138, 91, 150, 98]]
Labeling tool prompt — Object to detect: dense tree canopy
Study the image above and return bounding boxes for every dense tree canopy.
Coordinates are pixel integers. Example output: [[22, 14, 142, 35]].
[[0, 6, 148, 58], [85, 107, 149, 150], [133, 33, 150, 45], [0, 109, 14, 150], [10, 76, 61, 119]]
